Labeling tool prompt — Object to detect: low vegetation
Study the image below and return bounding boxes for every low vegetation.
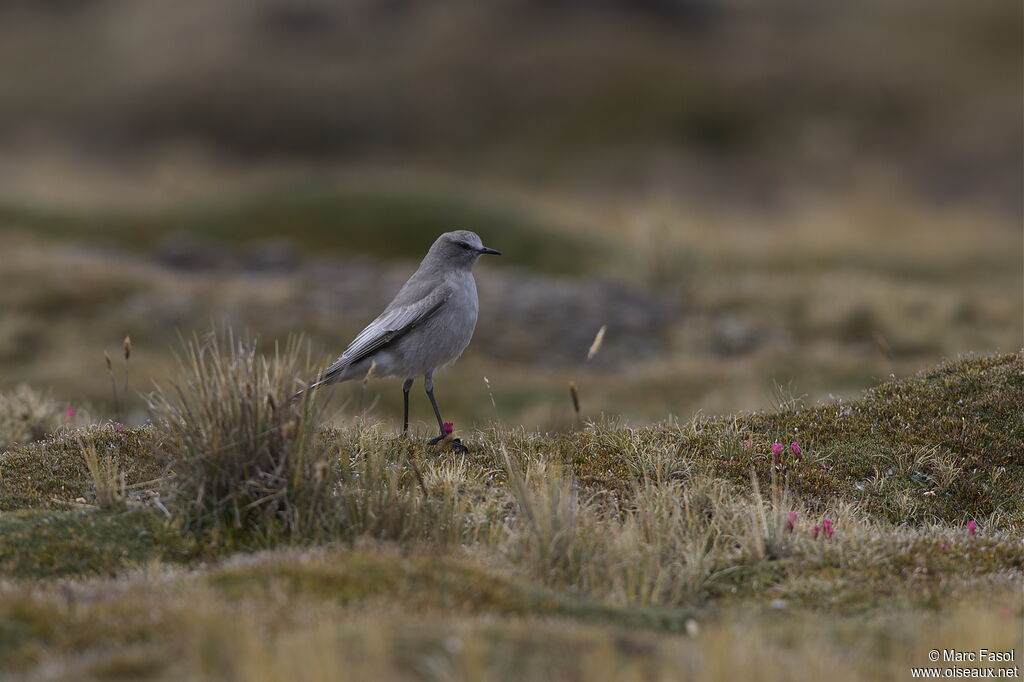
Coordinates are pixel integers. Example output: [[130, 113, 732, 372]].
[[146, 332, 337, 544], [0, 338, 1020, 680]]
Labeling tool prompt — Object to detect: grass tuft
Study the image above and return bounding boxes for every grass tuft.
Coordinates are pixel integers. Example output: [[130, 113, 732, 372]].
[[79, 437, 126, 512], [146, 331, 337, 545]]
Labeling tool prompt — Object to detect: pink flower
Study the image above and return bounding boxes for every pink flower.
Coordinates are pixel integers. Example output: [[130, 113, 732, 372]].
[[812, 519, 834, 540], [790, 442, 802, 459], [940, 542, 947, 550], [787, 511, 798, 532], [65, 408, 76, 421], [443, 422, 454, 435], [822, 519, 834, 538], [742, 439, 753, 449], [115, 423, 126, 431], [967, 520, 977, 536], [771, 442, 783, 456]]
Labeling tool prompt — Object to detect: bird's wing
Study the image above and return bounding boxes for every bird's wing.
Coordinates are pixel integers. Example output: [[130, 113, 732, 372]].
[[313, 283, 453, 386]]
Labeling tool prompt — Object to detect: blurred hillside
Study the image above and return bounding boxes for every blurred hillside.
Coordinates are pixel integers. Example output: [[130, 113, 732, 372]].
[[0, 0, 1020, 430], [1, 0, 1020, 210]]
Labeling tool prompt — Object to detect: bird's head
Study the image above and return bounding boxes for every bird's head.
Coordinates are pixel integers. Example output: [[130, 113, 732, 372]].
[[429, 230, 501, 269]]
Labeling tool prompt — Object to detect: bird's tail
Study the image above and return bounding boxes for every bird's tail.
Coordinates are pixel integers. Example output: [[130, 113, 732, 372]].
[[290, 378, 322, 404], [289, 365, 344, 403]]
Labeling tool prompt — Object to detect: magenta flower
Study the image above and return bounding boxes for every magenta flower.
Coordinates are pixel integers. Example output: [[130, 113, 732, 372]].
[[812, 524, 820, 540], [790, 442, 802, 459], [771, 442, 783, 465], [443, 421, 454, 435], [65, 407, 76, 421], [787, 511, 798, 532], [115, 423, 126, 431], [742, 439, 753, 449], [822, 519, 834, 538], [967, 520, 977, 536]]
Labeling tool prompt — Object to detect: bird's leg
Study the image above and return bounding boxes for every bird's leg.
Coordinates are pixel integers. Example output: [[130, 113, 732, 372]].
[[424, 375, 467, 452], [424, 373, 447, 443], [402, 378, 414, 436]]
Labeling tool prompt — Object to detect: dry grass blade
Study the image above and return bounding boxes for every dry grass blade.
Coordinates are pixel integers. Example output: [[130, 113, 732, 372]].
[[146, 329, 337, 545], [568, 382, 581, 422], [78, 437, 126, 511], [586, 325, 606, 361]]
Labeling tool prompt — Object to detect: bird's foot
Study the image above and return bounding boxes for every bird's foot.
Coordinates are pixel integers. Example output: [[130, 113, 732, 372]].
[[427, 434, 469, 453]]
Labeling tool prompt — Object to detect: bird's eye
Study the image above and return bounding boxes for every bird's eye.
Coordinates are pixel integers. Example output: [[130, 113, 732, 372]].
[[456, 241, 473, 250]]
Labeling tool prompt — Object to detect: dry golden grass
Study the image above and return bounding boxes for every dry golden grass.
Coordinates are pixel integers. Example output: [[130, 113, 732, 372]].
[[77, 438, 125, 512], [145, 331, 337, 544]]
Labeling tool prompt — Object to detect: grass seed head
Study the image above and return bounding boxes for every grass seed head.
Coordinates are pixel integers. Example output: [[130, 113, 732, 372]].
[[586, 325, 607, 361]]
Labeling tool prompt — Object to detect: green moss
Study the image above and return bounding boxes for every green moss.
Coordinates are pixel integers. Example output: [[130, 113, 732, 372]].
[[0, 509, 184, 578], [0, 426, 163, 511], [530, 353, 1024, 525]]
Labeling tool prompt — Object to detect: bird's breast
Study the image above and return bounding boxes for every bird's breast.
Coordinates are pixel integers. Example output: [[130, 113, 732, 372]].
[[439, 273, 479, 335], [389, 273, 478, 376]]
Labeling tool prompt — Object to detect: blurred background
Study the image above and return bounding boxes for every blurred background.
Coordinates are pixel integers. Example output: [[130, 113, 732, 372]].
[[0, 0, 1020, 431]]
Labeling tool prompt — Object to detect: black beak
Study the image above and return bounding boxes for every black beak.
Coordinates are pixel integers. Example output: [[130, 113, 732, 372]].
[[479, 246, 501, 255]]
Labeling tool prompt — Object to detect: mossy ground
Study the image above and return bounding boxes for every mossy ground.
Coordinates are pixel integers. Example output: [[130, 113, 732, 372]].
[[548, 353, 1024, 525], [0, 354, 1021, 680]]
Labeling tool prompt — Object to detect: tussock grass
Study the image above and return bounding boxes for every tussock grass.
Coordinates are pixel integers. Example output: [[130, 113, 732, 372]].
[[147, 331, 337, 545], [145, 332, 502, 549]]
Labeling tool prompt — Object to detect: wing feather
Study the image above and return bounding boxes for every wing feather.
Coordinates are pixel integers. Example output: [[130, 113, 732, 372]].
[[313, 283, 452, 387]]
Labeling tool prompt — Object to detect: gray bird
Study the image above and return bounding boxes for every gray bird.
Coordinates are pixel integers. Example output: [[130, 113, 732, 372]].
[[298, 230, 500, 443]]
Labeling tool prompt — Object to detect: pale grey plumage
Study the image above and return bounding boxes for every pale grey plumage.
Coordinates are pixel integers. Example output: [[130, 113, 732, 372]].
[[298, 230, 500, 441]]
